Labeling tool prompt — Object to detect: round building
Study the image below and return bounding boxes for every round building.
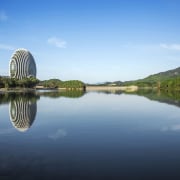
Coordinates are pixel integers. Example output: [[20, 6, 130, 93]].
[[9, 48, 36, 79]]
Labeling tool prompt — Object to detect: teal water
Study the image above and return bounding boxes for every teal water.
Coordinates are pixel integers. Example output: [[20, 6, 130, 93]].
[[1, 90, 180, 179]]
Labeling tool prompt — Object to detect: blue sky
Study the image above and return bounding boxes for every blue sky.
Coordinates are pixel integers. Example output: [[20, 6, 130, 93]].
[[1, 0, 180, 83]]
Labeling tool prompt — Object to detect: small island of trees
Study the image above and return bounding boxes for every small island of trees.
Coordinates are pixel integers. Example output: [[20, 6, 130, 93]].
[[38, 79, 85, 90]]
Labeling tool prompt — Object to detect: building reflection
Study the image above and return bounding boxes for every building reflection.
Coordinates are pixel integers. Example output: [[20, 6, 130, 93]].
[[9, 94, 38, 132]]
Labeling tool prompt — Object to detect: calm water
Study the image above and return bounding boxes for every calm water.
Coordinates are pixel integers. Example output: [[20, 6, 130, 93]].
[[1, 90, 180, 179]]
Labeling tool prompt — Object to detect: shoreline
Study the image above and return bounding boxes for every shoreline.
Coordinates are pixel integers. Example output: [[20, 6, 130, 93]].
[[0, 85, 157, 93], [0, 88, 36, 93], [86, 86, 138, 92]]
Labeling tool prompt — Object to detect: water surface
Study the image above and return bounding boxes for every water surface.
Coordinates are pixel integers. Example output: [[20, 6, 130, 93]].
[[1, 90, 180, 179]]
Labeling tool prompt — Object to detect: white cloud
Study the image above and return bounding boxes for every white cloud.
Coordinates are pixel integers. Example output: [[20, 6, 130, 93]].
[[0, 43, 15, 51], [47, 37, 67, 48], [0, 11, 8, 21], [160, 43, 180, 51]]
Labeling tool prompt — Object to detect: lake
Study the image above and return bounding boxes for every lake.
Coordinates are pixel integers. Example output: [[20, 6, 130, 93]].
[[1, 90, 180, 179]]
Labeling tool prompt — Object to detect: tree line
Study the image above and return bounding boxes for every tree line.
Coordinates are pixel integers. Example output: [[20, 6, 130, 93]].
[[0, 76, 86, 90], [122, 77, 180, 90], [39, 79, 85, 89], [160, 77, 180, 90], [0, 76, 39, 88]]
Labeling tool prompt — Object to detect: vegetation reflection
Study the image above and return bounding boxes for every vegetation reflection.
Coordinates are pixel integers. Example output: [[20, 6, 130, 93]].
[[0, 90, 85, 132], [95, 89, 180, 108], [37, 90, 86, 98], [125, 89, 180, 108]]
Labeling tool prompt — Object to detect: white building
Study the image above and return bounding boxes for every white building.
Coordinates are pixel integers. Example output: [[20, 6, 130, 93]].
[[9, 49, 36, 79]]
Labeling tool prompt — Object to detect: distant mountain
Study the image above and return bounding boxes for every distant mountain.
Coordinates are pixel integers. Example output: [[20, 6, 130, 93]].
[[121, 67, 180, 87], [142, 67, 180, 82], [87, 81, 123, 86], [91, 67, 180, 87], [103, 81, 123, 86]]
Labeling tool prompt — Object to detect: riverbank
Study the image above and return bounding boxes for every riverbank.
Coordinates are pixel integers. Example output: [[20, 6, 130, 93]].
[[0, 85, 139, 93], [0, 88, 36, 93], [86, 86, 138, 92]]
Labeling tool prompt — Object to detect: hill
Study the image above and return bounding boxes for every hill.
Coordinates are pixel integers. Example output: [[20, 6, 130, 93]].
[[122, 67, 180, 87], [142, 67, 180, 82], [94, 67, 180, 88]]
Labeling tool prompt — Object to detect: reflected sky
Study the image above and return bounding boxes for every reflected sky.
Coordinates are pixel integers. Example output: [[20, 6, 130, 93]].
[[1, 90, 180, 179]]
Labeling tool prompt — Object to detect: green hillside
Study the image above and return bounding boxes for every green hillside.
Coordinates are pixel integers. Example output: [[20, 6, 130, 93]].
[[143, 67, 180, 81], [122, 67, 180, 87]]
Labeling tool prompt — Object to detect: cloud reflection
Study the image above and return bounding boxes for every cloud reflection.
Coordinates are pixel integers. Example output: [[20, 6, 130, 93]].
[[162, 124, 180, 132], [48, 129, 67, 140]]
